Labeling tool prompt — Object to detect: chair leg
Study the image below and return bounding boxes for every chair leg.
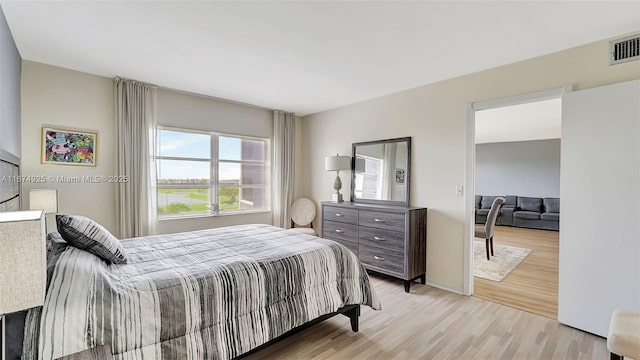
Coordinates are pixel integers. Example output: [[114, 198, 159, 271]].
[[486, 238, 490, 260], [490, 236, 494, 256]]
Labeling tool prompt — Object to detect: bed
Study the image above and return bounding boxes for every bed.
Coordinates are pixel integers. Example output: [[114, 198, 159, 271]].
[[22, 222, 381, 359]]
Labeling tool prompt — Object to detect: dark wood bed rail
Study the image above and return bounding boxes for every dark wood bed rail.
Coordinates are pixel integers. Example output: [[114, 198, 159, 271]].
[[237, 304, 361, 359]]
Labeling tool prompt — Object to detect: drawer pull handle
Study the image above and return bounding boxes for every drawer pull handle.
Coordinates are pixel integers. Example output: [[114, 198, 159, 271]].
[[373, 255, 385, 261], [373, 236, 386, 241], [335, 213, 343, 217], [374, 218, 385, 223], [335, 229, 344, 233]]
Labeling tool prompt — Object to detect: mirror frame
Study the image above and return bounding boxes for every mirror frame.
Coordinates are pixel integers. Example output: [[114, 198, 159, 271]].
[[350, 137, 411, 207]]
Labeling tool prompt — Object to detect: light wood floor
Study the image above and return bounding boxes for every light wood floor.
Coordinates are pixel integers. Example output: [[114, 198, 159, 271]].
[[474, 226, 559, 319], [246, 276, 605, 359]]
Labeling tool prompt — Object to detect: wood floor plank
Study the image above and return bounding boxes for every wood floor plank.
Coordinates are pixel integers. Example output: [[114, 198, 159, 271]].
[[245, 275, 605, 359], [474, 226, 559, 319]]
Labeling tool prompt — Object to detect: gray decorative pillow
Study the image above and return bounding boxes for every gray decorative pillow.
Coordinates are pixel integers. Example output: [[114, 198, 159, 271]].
[[544, 198, 560, 213], [481, 196, 498, 209], [56, 215, 128, 264], [518, 197, 543, 213]]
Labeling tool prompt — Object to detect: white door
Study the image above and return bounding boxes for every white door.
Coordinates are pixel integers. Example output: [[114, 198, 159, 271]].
[[559, 80, 640, 336]]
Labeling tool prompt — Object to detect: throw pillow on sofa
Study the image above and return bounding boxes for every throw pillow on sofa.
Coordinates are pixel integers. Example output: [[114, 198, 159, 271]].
[[481, 196, 499, 209], [517, 197, 542, 212], [544, 198, 560, 213]]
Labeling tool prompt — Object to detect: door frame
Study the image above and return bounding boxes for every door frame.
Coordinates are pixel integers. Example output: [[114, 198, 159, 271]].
[[463, 85, 573, 296]]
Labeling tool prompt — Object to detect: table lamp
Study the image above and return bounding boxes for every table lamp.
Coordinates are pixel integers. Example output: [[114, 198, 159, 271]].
[[325, 154, 351, 202], [29, 189, 58, 232]]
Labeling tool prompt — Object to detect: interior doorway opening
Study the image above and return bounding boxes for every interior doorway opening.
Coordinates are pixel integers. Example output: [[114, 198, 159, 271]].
[[463, 86, 571, 319]]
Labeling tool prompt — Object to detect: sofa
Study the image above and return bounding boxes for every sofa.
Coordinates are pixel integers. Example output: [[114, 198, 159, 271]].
[[475, 195, 559, 231]]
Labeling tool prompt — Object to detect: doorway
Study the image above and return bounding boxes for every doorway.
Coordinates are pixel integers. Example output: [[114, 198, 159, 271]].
[[463, 86, 571, 318]]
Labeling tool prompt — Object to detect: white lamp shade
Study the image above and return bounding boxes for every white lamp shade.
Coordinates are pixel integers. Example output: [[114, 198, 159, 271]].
[[0, 210, 46, 315], [29, 189, 58, 214], [325, 155, 351, 171]]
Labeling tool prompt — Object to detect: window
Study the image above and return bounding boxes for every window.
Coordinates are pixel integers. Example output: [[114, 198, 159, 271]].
[[156, 127, 270, 218], [354, 155, 383, 200]]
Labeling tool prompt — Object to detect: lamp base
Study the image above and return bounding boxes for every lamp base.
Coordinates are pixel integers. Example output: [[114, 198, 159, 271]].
[[331, 193, 344, 203]]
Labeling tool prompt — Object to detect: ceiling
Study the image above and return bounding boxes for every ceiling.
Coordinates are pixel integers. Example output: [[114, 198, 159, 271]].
[[2, 1, 639, 116], [475, 98, 562, 144]]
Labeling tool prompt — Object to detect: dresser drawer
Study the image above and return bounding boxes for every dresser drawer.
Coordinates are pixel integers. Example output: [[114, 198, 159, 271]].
[[359, 245, 404, 274], [322, 220, 358, 243], [359, 210, 405, 231], [358, 226, 405, 253], [323, 205, 358, 224], [329, 238, 359, 255]]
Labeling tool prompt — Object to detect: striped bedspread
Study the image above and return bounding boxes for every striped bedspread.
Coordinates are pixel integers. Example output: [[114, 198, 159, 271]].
[[24, 224, 381, 359]]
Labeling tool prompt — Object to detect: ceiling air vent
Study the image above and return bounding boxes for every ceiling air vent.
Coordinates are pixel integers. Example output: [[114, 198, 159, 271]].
[[609, 34, 640, 65]]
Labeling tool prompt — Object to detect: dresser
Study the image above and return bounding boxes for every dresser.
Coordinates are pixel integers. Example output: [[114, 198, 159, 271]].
[[321, 201, 427, 292]]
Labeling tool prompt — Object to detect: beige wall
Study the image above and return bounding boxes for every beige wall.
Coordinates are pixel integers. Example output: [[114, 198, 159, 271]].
[[20, 63, 293, 236], [301, 35, 640, 292], [157, 89, 272, 138], [155, 88, 274, 234], [21, 61, 117, 233]]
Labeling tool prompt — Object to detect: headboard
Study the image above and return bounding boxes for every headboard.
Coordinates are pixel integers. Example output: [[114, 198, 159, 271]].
[[0, 149, 20, 212], [0, 150, 24, 358]]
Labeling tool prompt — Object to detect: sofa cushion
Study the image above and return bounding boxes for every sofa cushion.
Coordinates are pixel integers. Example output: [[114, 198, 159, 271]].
[[544, 198, 560, 213], [481, 196, 499, 209], [504, 195, 517, 208], [475, 195, 482, 210], [476, 208, 490, 216], [517, 197, 542, 213], [541, 212, 560, 221], [500, 207, 514, 226], [513, 211, 541, 220]]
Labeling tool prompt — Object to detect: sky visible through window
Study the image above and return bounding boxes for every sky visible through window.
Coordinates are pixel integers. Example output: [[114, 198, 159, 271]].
[[157, 129, 244, 180]]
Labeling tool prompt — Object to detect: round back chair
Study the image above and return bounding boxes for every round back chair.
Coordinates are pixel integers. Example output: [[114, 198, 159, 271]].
[[291, 198, 316, 236]]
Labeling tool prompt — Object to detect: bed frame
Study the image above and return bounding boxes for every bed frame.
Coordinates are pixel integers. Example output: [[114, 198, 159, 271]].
[[238, 304, 361, 358], [56, 305, 361, 359]]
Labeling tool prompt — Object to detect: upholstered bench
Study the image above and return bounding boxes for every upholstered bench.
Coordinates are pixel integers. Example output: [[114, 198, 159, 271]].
[[607, 309, 640, 360]]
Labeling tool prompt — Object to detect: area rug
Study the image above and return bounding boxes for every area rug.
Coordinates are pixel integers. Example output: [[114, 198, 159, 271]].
[[474, 241, 532, 282]]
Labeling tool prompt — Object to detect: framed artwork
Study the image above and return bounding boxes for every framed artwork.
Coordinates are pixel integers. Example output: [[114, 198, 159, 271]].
[[41, 127, 97, 166], [395, 168, 405, 184]]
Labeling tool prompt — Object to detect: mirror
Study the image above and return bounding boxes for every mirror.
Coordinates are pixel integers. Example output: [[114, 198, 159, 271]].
[[351, 137, 411, 206]]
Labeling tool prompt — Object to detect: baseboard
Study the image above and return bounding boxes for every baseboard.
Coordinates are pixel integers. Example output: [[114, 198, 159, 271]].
[[424, 278, 464, 295]]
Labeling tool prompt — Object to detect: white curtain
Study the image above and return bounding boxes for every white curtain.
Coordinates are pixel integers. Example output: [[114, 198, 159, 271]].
[[114, 78, 158, 238], [272, 110, 296, 228], [382, 143, 396, 200]]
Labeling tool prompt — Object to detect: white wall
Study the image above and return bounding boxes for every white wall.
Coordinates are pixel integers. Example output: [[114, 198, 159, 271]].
[[155, 89, 274, 234], [21, 61, 117, 233], [301, 35, 640, 292], [0, 7, 21, 157], [475, 139, 561, 197], [559, 80, 639, 336]]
